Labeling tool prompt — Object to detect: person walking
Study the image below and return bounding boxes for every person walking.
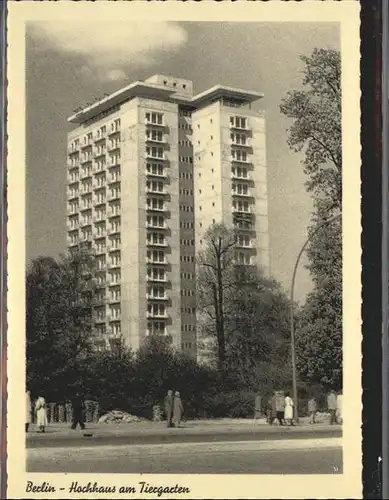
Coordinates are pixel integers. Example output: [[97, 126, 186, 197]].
[[173, 391, 184, 428], [284, 392, 294, 426], [164, 390, 174, 428], [70, 392, 86, 430], [327, 390, 337, 425], [308, 397, 317, 424], [35, 396, 48, 433], [274, 391, 285, 426], [25, 390, 32, 433]]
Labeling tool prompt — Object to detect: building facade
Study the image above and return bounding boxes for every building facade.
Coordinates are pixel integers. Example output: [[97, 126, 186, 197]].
[[66, 75, 269, 359]]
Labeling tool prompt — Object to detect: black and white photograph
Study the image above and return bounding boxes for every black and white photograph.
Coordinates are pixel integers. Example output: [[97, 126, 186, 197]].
[[6, 2, 361, 498]]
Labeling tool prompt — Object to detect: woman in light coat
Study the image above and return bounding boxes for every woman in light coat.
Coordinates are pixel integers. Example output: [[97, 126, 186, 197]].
[[284, 392, 294, 426], [25, 390, 32, 433], [35, 396, 48, 433]]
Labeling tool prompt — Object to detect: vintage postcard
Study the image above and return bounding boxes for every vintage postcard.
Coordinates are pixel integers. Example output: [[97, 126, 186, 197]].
[[6, 1, 361, 498]]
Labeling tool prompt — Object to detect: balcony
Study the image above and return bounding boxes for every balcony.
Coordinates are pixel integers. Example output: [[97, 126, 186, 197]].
[[80, 219, 92, 228], [146, 239, 168, 248], [68, 144, 80, 154], [108, 142, 120, 152], [108, 261, 121, 270], [146, 204, 167, 213], [94, 246, 107, 255], [147, 293, 169, 301], [80, 156, 93, 165], [231, 171, 250, 181], [108, 209, 121, 218], [67, 190, 79, 201], [231, 138, 250, 148], [146, 186, 166, 195], [146, 221, 166, 230], [146, 170, 167, 179], [108, 226, 120, 235], [108, 158, 121, 167], [232, 190, 252, 198], [146, 257, 167, 265], [93, 164, 106, 174], [108, 175, 121, 184], [229, 120, 249, 131], [145, 152, 166, 161], [81, 140, 93, 149], [94, 149, 106, 159], [147, 311, 169, 319], [107, 192, 121, 202], [232, 206, 252, 214], [80, 169, 93, 181], [145, 117, 164, 127], [230, 155, 250, 164], [145, 133, 166, 144], [108, 295, 121, 304], [146, 275, 168, 283]]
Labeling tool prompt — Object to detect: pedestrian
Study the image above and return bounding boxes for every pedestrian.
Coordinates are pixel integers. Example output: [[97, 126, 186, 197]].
[[164, 389, 174, 428], [266, 397, 274, 425], [35, 395, 48, 433], [284, 392, 294, 426], [327, 390, 337, 425], [173, 391, 184, 428], [25, 390, 32, 433], [308, 397, 317, 424], [70, 391, 86, 430], [274, 391, 285, 426]]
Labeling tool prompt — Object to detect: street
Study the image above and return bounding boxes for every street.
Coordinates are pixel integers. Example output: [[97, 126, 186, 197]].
[[27, 438, 342, 474]]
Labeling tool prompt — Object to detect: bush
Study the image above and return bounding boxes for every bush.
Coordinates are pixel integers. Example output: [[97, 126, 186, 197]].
[[203, 391, 255, 419]]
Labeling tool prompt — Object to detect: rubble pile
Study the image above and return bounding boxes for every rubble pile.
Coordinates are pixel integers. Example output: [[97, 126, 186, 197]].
[[98, 410, 141, 424]]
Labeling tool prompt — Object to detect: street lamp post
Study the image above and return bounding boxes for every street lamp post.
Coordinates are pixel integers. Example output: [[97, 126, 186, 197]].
[[290, 213, 341, 423]]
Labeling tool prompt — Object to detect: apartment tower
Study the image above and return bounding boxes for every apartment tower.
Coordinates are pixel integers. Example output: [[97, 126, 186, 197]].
[[66, 75, 269, 359]]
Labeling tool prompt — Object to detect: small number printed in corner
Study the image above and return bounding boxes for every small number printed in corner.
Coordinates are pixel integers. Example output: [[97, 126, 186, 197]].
[[333, 465, 339, 473]]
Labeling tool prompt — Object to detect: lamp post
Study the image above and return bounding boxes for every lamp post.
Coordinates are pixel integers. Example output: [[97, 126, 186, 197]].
[[290, 212, 341, 423]]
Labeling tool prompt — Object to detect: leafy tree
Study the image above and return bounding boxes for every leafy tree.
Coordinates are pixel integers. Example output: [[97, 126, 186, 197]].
[[280, 48, 342, 390], [26, 250, 94, 401], [196, 223, 237, 374], [280, 48, 341, 210], [225, 266, 292, 390]]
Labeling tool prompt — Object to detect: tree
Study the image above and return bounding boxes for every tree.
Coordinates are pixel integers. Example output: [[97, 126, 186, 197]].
[[280, 48, 342, 390], [26, 249, 95, 400], [224, 266, 292, 390], [280, 48, 341, 210], [196, 223, 237, 375]]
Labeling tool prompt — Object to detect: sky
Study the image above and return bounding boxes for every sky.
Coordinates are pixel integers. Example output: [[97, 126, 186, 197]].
[[26, 21, 340, 303]]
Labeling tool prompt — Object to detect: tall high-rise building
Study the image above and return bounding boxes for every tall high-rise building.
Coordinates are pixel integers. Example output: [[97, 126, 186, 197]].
[[66, 75, 269, 359]]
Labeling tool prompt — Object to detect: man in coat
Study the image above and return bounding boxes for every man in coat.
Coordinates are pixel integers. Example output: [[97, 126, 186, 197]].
[[164, 390, 174, 428], [327, 390, 337, 425], [71, 391, 86, 430], [25, 390, 32, 433]]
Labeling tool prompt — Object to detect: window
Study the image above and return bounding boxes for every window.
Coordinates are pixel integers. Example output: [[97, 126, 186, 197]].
[[147, 215, 164, 228], [146, 146, 164, 159], [145, 112, 163, 125], [147, 198, 164, 211], [146, 129, 163, 142], [232, 200, 249, 212], [146, 180, 164, 193], [147, 303, 166, 317], [147, 267, 166, 281], [230, 116, 247, 129], [231, 149, 248, 162], [237, 235, 250, 247], [147, 250, 165, 263], [233, 183, 249, 195], [147, 163, 164, 176]]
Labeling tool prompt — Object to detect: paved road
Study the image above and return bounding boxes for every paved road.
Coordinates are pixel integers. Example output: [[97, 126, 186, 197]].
[[27, 439, 342, 474], [27, 426, 342, 449]]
